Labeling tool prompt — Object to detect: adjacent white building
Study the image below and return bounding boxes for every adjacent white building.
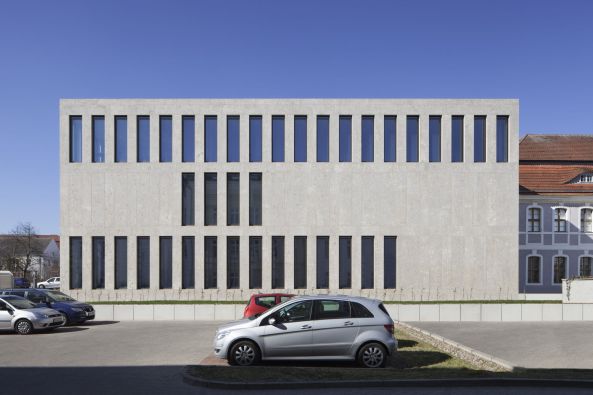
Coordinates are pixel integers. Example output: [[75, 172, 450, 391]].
[[60, 99, 518, 301]]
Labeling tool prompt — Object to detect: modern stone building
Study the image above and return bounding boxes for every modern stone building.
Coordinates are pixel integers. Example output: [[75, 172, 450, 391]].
[[60, 99, 518, 301]]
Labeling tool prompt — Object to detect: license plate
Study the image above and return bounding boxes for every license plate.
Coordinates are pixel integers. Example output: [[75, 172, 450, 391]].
[[87, 312, 95, 317], [53, 318, 62, 323]]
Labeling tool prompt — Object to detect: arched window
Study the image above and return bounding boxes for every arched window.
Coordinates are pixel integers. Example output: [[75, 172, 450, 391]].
[[527, 207, 541, 232], [527, 256, 541, 284], [579, 256, 592, 277], [553, 256, 567, 284], [581, 208, 593, 233]]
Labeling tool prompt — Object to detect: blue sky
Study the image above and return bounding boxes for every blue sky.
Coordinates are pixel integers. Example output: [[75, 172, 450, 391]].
[[0, 0, 592, 234]]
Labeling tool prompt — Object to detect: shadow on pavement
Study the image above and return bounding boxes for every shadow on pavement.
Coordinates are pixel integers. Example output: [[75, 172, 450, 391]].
[[77, 320, 120, 327]]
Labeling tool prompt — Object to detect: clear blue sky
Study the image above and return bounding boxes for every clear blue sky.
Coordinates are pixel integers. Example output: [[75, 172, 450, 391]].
[[0, 0, 592, 234]]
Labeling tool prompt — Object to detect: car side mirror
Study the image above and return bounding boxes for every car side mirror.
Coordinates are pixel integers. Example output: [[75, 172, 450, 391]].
[[268, 317, 276, 326]]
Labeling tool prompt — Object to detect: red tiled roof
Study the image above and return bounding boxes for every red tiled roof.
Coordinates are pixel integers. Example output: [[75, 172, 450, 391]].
[[520, 134, 593, 161], [519, 165, 593, 195]]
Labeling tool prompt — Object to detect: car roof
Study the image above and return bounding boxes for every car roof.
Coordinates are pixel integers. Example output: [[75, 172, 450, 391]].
[[0, 295, 28, 301], [252, 293, 294, 297], [289, 294, 381, 304], [1, 288, 47, 293]]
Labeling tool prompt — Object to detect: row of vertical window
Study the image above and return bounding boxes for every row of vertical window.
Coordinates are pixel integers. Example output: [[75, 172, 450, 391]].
[[68, 236, 397, 290], [527, 255, 592, 285], [527, 207, 593, 233], [69, 115, 509, 164]]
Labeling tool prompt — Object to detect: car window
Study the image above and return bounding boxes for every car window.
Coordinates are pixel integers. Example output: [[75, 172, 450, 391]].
[[28, 292, 46, 303], [0, 301, 6, 310], [7, 298, 37, 310], [11, 291, 26, 298], [378, 303, 391, 318], [48, 279, 54, 283], [279, 296, 292, 303], [350, 302, 374, 318], [313, 300, 350, 320], [255, 296, 276, 308], [276, 300, 313, 323]]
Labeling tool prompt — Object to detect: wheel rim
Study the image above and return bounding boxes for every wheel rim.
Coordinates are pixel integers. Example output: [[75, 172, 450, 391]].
[[362, 346, 384, 367], [61, 313, 68, 325], [234, 344, 255, 366], [17, 321, 31, 334]]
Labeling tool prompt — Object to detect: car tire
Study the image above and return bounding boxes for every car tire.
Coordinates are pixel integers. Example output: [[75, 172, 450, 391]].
[[228, 340, 260, 366], [357, 342, 387, 368], [39, 285, 45, 289], [15, 319, 34, 335], [59, 312, 69, 326]]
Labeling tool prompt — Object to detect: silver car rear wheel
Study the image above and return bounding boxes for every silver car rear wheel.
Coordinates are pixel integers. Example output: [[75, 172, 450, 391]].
[[229, 340, 260, 366], [358, 342, 387, 368]]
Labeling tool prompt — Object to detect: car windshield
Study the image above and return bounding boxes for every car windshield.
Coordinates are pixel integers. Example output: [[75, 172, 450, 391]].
[[46, 291, 75, 302], [6, 298, 37, 310]]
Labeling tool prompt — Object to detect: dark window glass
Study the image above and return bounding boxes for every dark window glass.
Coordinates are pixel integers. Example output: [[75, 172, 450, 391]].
[[182, 116, 195, 162], [361, 236, 374, 289], [313, 300, 350, 320], [474, 116, 486, 162], [317, 115, 329, 162], [294, 236, 307, 289], [339, 116, 352, 162], [182, 173, 195, 226], [92, 236, 105, 289], [249, 116, 262, 162], [384, 116, 396, 162], [428, 116, 441, 162], [272, 115, 285, 162], [272, 236, 284, 289], [227, 173, 240, 226], [406, 116, 419, 162], [339, 236, 351, 288], [227, 116, 240, 162], [227, 237, 240, 289], [92, 116, 105, 163], [361, 116, 374, 162], [451, 116, 464, 162], [115, 116, 127, 163], [496, 116, 509, 162], [553, 256, 566, 284], [316, 236, 329, 289], [384, 236, 397, 289], [275, 300, 312, 323], [182, 236, 195, 289], [204, 173, 217, 226], [205, 115, 217, 162], [137, 116, 150, 162], [159, 236, 172, 289], [527, 256, 541, 284], [249, 236, 262, 289], [204, 236, 217, 289], [69, 116, 82, 163], [294, 116, 307, 162], [351, 302, 374, 318], [137, 236, 150, 289], [159, 116, 172, 162], [249, 173, 262, 226], [69, 237, 82, 289], [114, 237, 127, 289]]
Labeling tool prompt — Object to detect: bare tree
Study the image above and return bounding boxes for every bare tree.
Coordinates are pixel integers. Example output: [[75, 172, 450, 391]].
[[10, 222, 44, 279]]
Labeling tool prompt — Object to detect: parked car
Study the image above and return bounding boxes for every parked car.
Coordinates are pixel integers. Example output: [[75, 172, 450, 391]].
[[14, 278, 31, 288], [0, 295, 65, 334], [37, 277, 61, 289], [243, 293, 294, 318], [214, 295, 397, 368], [0, 289, 94, 325]]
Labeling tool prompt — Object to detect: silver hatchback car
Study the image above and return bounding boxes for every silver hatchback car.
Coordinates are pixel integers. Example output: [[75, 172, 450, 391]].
[[0, 295, 65, 335], [213, 295, 397, 368]]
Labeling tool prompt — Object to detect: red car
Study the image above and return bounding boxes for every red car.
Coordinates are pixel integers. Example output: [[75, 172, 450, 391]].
[[243, 293, 294, 318]]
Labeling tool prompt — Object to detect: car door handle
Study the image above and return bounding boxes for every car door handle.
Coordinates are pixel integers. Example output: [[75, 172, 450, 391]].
[[344, 321, 354, 326], [300, 324, 312, 329]]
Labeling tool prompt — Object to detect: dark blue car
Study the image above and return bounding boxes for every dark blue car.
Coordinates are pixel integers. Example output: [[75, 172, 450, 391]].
[[0, 289, 95, 324]]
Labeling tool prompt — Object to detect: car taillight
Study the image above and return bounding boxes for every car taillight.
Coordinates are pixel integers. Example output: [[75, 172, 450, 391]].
[[384, 324, 394, 335]]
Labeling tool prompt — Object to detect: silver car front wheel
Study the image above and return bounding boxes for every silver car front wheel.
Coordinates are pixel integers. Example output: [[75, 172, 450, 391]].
[[229, 340, 260, 366], [358, 342, 387, 368], [15, 319, 33, 335]]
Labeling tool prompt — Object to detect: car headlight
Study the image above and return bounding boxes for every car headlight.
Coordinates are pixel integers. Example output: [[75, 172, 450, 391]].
[[71, 307, 83, 312], [35, 313, 49, 318], [216, 331, 231, 340]]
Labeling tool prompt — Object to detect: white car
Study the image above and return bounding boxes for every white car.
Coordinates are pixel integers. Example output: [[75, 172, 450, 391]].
[[37, 277, 60, 289]]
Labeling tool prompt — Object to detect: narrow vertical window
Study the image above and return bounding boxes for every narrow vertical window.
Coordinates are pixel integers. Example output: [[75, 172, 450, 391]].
[[554, 208, 567, 232], [227, 236, 240, 289], [227, 116, 240, 162], [114, 116, 127, 163], [159, 236, 172, 289], [69, 237, 82, 289], [384, 115, 396, 162], [137, 236, 150, 289], [92, 236, 105, 289], [361, 236, 374, 289], [496, 116, 509, 163], [271, 236, 285, 288], [294, 236, 307, 289], [92, 116, 105, 163], [272, 115, 285, 162], [406, 116, 419, 162], [182, 236, 195, 289], [451, 116, 464, 162], [159, 115, 172, 162], [474, 116, 486, 163], [69, 116, 82, 163], [429, 116, 441, 162], [204, 173, 217, 226], [204, 236, 217, 288], [294, 115, 307, 162], [137, 116, 150, 162], [205, 115, 217, 162], [339, 236, 351, 289], [527, 207, 541, 232], [249, 173, 262, 226], [361, 116, 374, 162], [249, 236, 262, 289], [317, 115, 329, 162], [339, 116, 352, 162], [527, 256, 541, 284], [553, 256, 567, 284], [581, 208, 593, 232], [580, 257, 592, 276], [182, 116, 195, 162], [227, 173, 240, 226], [114, 236, 127, 289], [249, 116, 262, 162], [384, 236, 397, 289], [182, 173, 195, 226], [316, 236, 329, 289]]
